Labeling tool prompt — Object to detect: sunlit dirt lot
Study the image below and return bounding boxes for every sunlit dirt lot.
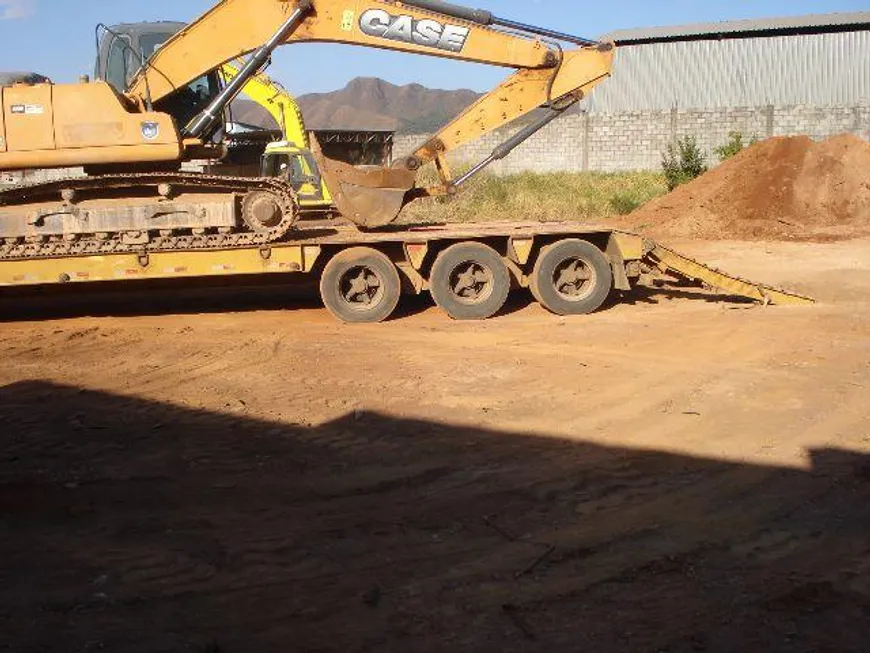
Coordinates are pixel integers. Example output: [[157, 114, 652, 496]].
[[2, 238, 869, 652]]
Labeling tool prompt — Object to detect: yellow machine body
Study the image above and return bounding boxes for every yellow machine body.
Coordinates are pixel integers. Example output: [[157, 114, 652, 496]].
[[0, 81, 180, 169]]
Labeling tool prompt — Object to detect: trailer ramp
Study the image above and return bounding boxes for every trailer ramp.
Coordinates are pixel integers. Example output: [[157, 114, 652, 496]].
[[645, 243, 814, 306]]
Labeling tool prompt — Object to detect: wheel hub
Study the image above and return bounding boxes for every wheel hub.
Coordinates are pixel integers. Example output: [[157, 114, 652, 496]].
[[340, 266, 383, 308], [553, 257, 595, 300], [450, 262, 493, 304], [242, 191, 283, 231]]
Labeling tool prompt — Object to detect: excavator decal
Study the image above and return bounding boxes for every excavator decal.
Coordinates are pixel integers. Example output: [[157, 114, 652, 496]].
[[141, 122, 160, 140], [358, 9, 470, 52], [10, 105, 44, 116]]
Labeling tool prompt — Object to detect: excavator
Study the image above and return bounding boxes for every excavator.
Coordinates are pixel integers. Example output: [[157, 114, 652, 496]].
[[94, 21, 333, 211], [0, 0, 614, 261], [220, 61, 334, 212]]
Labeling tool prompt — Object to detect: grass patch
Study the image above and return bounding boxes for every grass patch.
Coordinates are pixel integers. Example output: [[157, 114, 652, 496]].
[[398, 168, 667, 225], [609, 192, 644, 215]]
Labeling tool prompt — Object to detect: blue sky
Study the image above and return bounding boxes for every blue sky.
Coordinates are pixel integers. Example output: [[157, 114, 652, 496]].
[[1, 0, 867, 95]]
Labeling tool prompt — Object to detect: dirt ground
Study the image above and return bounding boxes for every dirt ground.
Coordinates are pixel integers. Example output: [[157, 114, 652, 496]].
[[1, 238, 869, 652]]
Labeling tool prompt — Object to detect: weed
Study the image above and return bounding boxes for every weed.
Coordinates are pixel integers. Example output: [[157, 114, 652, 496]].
[[609, 192, 643, 215], [714, 131, 758, 162], [661, 136, 708, 190]]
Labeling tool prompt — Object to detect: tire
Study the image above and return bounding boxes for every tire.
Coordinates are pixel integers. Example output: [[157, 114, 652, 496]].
[[319, 247, 401, 323], [530, 239, 613, 316], [429, 242, 511, 320]]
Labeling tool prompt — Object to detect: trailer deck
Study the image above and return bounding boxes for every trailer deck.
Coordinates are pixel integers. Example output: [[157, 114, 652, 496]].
[[0, 220, 813, 321]]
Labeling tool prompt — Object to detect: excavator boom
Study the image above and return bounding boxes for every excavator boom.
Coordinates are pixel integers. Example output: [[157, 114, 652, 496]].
[[218, 62, 333, 210]]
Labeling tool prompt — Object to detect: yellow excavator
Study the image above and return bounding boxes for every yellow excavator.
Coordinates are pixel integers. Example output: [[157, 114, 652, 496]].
[[0, 0, 614, 261], [218, 61, 333, 211], [93, 21, 332, 211]]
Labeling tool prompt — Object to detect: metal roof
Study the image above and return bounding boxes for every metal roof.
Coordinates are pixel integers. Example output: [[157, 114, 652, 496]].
[[584, 28, 870, 112], [602, 12, 870, 44]]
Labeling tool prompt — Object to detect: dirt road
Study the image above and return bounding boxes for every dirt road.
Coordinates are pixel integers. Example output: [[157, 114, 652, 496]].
[[2, 238, 869, 652]]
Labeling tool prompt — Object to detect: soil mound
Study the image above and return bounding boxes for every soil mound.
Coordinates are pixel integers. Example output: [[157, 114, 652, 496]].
[[621, 134, 870, 241]]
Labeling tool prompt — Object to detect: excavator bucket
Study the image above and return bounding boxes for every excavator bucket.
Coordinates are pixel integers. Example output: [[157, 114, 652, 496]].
[[311, 138, 417, 228]]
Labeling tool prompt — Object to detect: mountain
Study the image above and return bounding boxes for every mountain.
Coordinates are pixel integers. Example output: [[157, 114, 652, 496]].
[[297, 77, 482, 134], [228, 95, 397, 132], [227, 77, 552, 135]]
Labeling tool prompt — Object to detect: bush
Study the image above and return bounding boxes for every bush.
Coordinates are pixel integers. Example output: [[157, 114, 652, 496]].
[[714, 131, 758, 162], [609, 192, 643, 215], [661, 136, 708, 191]]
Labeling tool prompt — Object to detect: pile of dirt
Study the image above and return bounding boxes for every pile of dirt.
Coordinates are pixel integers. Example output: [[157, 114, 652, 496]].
[[620, 134, 870, 241]]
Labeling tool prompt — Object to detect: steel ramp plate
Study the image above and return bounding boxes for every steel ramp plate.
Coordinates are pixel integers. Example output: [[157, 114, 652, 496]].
[[645, 243, 815, 306]]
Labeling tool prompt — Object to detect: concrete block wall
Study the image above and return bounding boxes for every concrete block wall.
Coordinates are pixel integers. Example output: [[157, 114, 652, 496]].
[[773, 105, 870, 141], [394, 103, 870, 174], [11, 104, 868, 184]]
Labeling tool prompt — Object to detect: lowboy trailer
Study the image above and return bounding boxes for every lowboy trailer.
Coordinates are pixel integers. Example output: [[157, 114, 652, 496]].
[[0, 221, 813, 323]]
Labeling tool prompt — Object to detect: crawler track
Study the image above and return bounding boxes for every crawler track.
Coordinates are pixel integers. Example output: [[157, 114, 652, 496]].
[[0, 172, 298, 261]]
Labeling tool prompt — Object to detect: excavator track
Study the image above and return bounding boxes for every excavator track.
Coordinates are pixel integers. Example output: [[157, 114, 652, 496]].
[[644, 242, 815, 306], [0, 172, 298, 261]]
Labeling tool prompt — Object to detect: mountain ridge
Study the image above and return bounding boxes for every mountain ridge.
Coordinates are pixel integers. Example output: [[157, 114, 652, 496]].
[[282, 77, 481, 134], [232, 77, 571, 136]]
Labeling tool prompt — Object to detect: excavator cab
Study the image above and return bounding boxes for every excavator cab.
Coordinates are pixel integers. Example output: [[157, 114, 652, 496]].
[[261, 142, 332, 209], [95, 22, 224, 140]]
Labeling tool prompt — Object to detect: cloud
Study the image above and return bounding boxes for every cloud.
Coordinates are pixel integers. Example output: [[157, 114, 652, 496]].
[[0, 0, 35, 20]]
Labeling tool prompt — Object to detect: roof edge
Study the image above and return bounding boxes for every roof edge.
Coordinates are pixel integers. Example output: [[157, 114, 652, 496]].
[[602, 11, 870, 45]]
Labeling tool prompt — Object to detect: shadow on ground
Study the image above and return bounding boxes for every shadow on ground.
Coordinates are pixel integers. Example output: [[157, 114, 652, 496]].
[[0, 276, 323, 322], [1, 381, 868, 652], [613, 280, 759, 308]]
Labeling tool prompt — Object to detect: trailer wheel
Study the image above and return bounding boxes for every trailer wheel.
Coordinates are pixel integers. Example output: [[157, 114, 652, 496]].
[[429, 242, 510, 320], [530, 239, 613, 315], [320, 247, 401, 323]]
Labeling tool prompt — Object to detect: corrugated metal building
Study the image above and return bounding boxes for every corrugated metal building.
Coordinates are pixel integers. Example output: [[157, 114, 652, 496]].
[[587, 12, 870, 113]]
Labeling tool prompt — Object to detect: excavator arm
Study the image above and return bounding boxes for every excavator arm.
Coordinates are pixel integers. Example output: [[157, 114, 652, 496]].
[[218, 62, 333, 209], [127, 0, 614, 225]]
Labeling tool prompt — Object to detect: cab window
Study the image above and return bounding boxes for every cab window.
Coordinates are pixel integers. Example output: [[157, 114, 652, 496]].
[[139, 33, 171, 60], [262, 153, 289, 178], [262, 153, 307, 189], [153, 73, 220, 133], [105, 36, 131, 92], [288, 156, 305, 186]]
